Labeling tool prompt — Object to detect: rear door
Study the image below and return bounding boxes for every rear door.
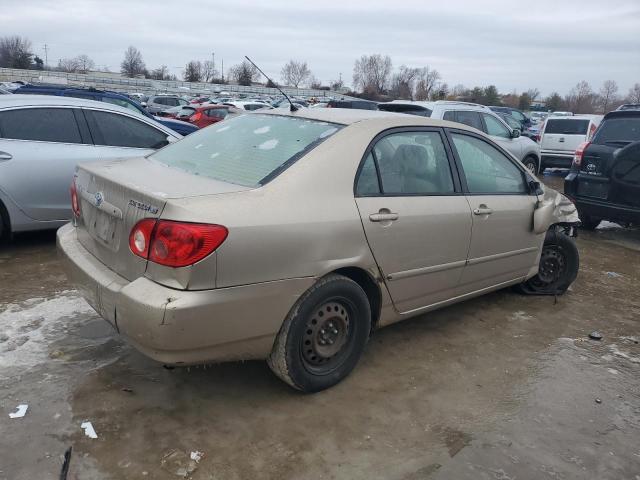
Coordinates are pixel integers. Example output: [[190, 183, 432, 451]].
[[355, 128, 472, 313], [82, 108, 171, 160], [447, 129, 541, 293], [0, 106, 97, 221], [541, 118, 590, 153]]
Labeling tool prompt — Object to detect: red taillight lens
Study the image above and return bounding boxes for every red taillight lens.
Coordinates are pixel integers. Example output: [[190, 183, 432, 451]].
[[190, 112, 202, 122], [70, 178, 81, 217], [129, 219, 227, 268], [573, 141, 590, 167]]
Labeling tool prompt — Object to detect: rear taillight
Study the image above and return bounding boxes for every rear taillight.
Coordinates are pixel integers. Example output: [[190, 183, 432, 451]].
[[70, 177, 81, 217], [588, 122, 597, 140], [129, 219, 227, 268], [573, 141, 590, 167], [190, 112, 202, 122]]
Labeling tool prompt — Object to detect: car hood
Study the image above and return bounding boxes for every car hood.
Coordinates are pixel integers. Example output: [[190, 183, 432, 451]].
[[154, 116, 193, 127]]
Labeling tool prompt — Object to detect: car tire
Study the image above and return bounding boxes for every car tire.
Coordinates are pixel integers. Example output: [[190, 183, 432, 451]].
[[0, 200, 10, 243], [268, 274, 371, 393], [523, 155, 539, 175], [517, 229, 579, 295]]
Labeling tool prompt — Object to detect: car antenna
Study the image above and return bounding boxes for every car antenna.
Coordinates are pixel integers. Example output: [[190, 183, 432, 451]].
[[244, 55, 298, 112]]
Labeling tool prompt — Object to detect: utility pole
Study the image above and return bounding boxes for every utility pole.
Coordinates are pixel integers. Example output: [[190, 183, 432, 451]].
[[221, 58, 224, 83], [43, 44, 49, 69]]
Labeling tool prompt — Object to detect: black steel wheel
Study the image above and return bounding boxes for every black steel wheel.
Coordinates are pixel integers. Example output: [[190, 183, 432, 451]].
[[268, 274, 371, 392], [517, 230, 579, 295]]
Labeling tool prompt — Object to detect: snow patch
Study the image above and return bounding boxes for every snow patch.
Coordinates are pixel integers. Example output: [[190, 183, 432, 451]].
[[0, 293, 96, 372], [258, 139, 279, 150], [253, 126, 270, 134], [216, 126, 230, 133]]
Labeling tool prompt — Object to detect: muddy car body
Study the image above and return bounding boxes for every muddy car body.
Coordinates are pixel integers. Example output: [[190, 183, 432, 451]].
[[58, 109, 579, 392]]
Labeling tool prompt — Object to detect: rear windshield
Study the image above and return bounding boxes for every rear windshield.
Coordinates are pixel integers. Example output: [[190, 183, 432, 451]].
[[592, 117, 640, 144], [544, 119, 590, 135], [379, 104, 432, 117], [150, 114, 342, 187]]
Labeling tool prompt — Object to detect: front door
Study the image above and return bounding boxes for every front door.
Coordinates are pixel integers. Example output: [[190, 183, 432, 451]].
[[447, 130, 542, 294], [355, 129, 472, 313]]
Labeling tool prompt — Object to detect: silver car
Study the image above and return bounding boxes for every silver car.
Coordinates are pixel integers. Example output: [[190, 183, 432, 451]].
[[0, 95, 181, 239], [58, 109, 579, 392]]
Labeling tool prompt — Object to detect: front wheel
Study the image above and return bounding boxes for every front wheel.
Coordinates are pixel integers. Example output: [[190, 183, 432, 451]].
[[517, 230, 579, 295], [268, 274, 371, 392], [578, 211, 601, 230], [523, 155, 539, 175]]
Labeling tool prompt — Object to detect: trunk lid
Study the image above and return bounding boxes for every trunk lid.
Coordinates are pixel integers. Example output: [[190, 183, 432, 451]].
[[74, 156, 249, 281]]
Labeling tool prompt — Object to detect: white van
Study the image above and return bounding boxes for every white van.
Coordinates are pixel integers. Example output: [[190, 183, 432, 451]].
[[539, 115, 603, 169]]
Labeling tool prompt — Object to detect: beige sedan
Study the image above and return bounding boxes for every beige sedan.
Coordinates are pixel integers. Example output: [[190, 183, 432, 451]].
[[58, 109, 580, 392]]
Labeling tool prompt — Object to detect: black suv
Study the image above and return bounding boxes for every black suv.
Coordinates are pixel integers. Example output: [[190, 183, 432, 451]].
[[327, 99, 378, 110], [564, 109, 640, 229]]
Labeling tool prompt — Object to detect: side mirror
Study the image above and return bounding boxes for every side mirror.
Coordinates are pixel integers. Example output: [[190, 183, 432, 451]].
[[529, 180, 543, 195], [511, 129, 521, 139], [141, 102, 147, 108]]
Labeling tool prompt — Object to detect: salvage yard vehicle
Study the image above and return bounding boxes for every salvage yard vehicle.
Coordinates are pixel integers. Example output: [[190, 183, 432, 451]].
[[539, 115, 602, 169], [0, 95, 181, 239], [15, 84, 198, 136], [379, 101, 542, 173], [564, 109, 640, 229], [57, 109, 580, 392]]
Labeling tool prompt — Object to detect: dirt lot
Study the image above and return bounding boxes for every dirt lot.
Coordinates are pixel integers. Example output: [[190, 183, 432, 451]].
[[1, 174, 639, 480]]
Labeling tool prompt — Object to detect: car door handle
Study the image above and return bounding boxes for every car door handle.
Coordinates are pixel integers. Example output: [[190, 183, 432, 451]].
[[0, 151, 12, 161], [473, 206, 493, 215], [369, 212, 399, 222]]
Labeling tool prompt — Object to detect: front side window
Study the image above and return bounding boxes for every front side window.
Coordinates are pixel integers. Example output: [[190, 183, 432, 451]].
[[151, 114, 342, 187], [86, 110, 168, 149], [451, 133, 527, 194], [482, 114, 511, 138], [360, 131, 454, 195], [0, 107, 82, 143]]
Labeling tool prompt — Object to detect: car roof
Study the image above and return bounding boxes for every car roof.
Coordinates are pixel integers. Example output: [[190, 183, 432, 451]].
[[0, 93, 147, 116], [604, 109, 640, 119], [547, 114, 603, 120], [257, 107, 481, 133]]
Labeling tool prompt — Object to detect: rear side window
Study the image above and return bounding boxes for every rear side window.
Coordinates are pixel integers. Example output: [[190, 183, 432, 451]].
[[0, 107, 82, 143], [151, 114, 342, 187], [592, 117, 640, 144], [85, 110, 168, 149], [358, 131, 454, 195], [454, 111, 483, 131], [206, 108, 227, 119], [451, 133, 526, 194], [544, 119, 590, 135], [102, 96, 143, 114]]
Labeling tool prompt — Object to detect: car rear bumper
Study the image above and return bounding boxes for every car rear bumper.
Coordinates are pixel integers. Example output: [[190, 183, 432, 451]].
[[564, 174, 640, 223], [56, 223, 314, 365], [541, 151, 573, 168]]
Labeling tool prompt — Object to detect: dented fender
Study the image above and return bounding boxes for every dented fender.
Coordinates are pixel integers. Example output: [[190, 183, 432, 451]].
[[533, 186, 580, 234]]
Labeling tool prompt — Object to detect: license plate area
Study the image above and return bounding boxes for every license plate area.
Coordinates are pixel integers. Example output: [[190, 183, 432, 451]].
[[84, 206, 120, 250], [577, 178, 609, 199]]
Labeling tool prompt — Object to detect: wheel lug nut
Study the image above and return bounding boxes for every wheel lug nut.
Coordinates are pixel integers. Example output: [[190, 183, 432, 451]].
[[332, 329, 338, 334]]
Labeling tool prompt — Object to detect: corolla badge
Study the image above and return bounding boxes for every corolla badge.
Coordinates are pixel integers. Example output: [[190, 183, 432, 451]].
[[128, 199, 159, 214], [94, 191, 104, 207]]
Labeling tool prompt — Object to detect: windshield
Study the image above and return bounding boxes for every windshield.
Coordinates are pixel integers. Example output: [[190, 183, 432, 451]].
[[544, 119, 590, 135], [150, 114, 342, 187], [592, 117, 640, 144]]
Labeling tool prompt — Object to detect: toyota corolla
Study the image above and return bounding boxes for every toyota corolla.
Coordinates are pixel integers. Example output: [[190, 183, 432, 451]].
[[58, 109, 580, 392]]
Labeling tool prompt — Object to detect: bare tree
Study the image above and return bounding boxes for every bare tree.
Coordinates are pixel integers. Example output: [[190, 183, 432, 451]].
[[120, 46, 146, 78], [0, 35, 33, 69], [627, 83, 640, 103], [57, 57, 80, 73], [545, 92, 564, 111], [75, 54, 94, 73], [150, 65, 172, 80], [526, 88, 540, 102], [308, 75, 322, 89], [598, 80, 619, 113], [228, 61, 259, 86], [565, 81, 596, 113], [201, 60, 218, 83], [183, 61, 203, 82], [389, 65, 419, 99], [352, 54, 392, 97], [330, 78, 344, 91], [451, 84, 467, 98], [414, 66, 440, 100], [280, 60, 311, 88]]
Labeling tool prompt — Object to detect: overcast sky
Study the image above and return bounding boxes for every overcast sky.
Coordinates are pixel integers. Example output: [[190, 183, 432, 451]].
[[2, 0, 639, 96]]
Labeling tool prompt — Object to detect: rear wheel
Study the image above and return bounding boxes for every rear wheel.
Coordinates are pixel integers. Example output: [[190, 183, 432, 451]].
[[517, 230, 579, 295], [0, 200, 10, 243], [523, 155, 539, 174], [268, 274, 371, 392]]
